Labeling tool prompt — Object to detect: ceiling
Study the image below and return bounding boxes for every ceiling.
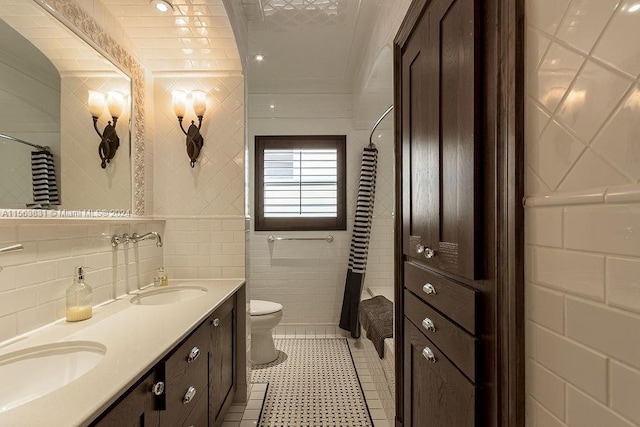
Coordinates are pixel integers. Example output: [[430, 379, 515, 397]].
[[99, 0, 379, 94], [100, 0, 242, 72]]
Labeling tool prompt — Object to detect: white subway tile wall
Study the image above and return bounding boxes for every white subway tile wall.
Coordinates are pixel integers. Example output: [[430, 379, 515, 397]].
[[163, 217, 246, 280], [526, 1, 640, 425], [153, 75, 245, 217], [247, 102, 395, 328], [0, 220, 164, 343]]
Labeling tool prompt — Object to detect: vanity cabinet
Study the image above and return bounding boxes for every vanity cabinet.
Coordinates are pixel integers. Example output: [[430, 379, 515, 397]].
[[209, 295, 236, 424], [91, 295, 237, 427], [92, 370, 160, 427]]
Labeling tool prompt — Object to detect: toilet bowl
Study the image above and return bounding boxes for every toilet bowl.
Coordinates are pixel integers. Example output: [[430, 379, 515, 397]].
[[250, 300, 283, 365]]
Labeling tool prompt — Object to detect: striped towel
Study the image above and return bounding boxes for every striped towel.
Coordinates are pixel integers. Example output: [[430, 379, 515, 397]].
[[31, 150, 59, 207]]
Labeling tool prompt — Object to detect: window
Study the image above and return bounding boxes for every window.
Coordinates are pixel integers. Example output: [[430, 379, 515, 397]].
[[255, 135, 346, 231]]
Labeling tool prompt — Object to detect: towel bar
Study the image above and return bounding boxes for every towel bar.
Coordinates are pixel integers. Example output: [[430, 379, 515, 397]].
[[267, 235, 334, 243]]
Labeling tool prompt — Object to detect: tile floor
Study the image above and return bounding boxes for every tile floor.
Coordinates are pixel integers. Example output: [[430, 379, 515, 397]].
[[222, 337, 392, 427]]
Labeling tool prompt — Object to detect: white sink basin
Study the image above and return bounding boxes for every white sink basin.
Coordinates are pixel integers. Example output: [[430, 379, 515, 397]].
[[0, 341, 105, 413], [131, 286, 208, 305]]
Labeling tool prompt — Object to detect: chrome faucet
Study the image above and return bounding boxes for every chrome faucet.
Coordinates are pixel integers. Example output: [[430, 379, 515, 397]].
[[111, 234, 131, 247], [131, 232, 162, 247]]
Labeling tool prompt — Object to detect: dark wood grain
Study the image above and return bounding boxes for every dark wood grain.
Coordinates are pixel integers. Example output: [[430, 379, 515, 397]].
[[163, 321, 209, 426], [404, 290, 478, 382], [210, 295, 236, 425], [439, 0, 480, 280], [395, 0, 524, 425], [404, 261, 477, 334], [92, 370, 160, 427], [403, 319, 476, 427]]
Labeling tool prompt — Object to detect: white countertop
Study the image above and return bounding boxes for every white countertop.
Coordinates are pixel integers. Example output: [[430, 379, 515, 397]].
[[0, 278, 245, 427]]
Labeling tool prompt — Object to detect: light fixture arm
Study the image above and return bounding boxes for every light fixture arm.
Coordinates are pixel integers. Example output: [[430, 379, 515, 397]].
[[94, 116, 120, 169], [177, 116, 204, 168]]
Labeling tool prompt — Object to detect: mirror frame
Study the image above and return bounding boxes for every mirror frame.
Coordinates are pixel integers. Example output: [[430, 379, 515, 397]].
[[36, 0, 146, 215]]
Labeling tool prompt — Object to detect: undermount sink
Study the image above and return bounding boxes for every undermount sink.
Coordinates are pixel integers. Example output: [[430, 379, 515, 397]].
[[0, 341, 105, 413], [130, 286, 208, 306]]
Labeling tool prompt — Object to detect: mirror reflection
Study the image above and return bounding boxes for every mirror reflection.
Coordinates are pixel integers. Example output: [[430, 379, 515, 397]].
[[0, 2, 132, 211]]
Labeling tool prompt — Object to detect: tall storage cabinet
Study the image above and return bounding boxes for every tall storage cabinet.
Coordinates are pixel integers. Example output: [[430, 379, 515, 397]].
[[394, 0, 525, 425]]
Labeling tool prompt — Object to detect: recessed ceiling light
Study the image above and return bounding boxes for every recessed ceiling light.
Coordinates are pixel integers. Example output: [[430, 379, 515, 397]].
[[255, 54, 265, 61], [151, 0, 173, 13]]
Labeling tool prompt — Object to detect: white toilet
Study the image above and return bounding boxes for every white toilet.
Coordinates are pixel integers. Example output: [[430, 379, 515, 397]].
[[250, 300, 284, 365]]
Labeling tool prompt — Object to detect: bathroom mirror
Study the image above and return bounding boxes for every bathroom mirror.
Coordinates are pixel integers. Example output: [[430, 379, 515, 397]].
[[0, 1, 132, 212]]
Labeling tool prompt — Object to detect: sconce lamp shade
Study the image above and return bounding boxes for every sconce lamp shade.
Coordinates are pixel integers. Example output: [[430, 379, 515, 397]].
[[172, 90, 187, 117], [88, 90, 105, 117], [107, 91, 125, 118], [192, 90, 207, 117]]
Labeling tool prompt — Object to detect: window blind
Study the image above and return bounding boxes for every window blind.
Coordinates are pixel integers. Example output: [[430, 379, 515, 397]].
[[263, 148, 338, 218]]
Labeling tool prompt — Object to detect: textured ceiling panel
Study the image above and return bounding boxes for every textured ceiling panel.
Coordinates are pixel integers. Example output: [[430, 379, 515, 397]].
[[100, 0, 242, 72]]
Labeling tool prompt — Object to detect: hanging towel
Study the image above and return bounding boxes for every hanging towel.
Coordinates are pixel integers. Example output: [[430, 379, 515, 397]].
[[31, 150, 59, 207], [339, 145, 378, 338]]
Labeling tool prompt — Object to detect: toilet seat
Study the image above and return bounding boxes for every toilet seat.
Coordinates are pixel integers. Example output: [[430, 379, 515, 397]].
[[250, 300, 282, 316]]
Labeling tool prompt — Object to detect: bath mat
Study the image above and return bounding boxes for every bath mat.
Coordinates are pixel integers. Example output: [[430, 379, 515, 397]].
[[251, 338, 373, 427]]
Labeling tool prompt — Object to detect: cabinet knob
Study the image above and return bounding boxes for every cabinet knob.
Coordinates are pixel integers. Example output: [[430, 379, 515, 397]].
[[422, 283, 437, 295], [212, 318, 220, 327], [422, 317, 436, 332], [416, 245, 436, 259], [422, 347, 436, 363], [151, 381, 165, 396], [183, 386, 196, 404], [187, 346, 200, 363]]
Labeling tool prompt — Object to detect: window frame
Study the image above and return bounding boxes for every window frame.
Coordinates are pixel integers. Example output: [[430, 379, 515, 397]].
[[255, 135, 347, 231]]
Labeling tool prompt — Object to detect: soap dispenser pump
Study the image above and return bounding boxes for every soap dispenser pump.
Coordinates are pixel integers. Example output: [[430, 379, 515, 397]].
[[66, 266, 93, 322]]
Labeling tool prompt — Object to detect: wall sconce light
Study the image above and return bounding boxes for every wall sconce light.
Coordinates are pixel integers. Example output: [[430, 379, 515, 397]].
[[172, 90, 206, 168], [88, 90, 125, 168]]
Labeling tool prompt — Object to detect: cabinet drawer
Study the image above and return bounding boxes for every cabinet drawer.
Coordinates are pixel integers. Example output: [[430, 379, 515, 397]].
[[404, 319, 476, 426], [404, 261, 477, 334], [163, 320, 210, 426], [181, 389, 208, 427], [405, 290, 477, 382]]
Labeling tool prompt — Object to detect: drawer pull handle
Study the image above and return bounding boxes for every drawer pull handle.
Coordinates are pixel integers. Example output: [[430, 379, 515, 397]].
[[183, 386, 196, 404], [151, 381, 164, 396], [422, 347, 436, 363], [187, 346, 200, 363], [212, 318, 220, 327], [422, 318, 436, 332], [422, 283, 437, 295]]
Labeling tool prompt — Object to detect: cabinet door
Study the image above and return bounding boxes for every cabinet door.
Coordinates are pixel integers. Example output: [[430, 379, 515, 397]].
[[210, 295, 236, 424], [403, 319, 475, 426], [92, 370, 159, 427], [401, 0, 480, 280]]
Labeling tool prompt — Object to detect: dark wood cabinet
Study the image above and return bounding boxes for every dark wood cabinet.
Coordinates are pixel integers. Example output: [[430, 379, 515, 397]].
[[163, 318, 210, 426], [404, 320, 476, 427], [209, 294, 236, 426], [395, 0, 525, 425], [91, 294, 238, 427], [93, 370, 160, 427], [400, 0, 479, 282]]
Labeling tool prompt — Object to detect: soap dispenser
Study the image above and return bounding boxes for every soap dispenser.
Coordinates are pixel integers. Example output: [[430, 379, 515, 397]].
[[66, 266, 93, 322]]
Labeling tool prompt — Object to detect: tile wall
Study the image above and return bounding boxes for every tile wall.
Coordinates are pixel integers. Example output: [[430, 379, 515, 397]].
[[246, 0, 411, 333], [61, 74, 131, 210], [0, 219, 163, 343], [525, 1, 640, 426], [151, 74, 246, 279], [247, 96, 395, 333]]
